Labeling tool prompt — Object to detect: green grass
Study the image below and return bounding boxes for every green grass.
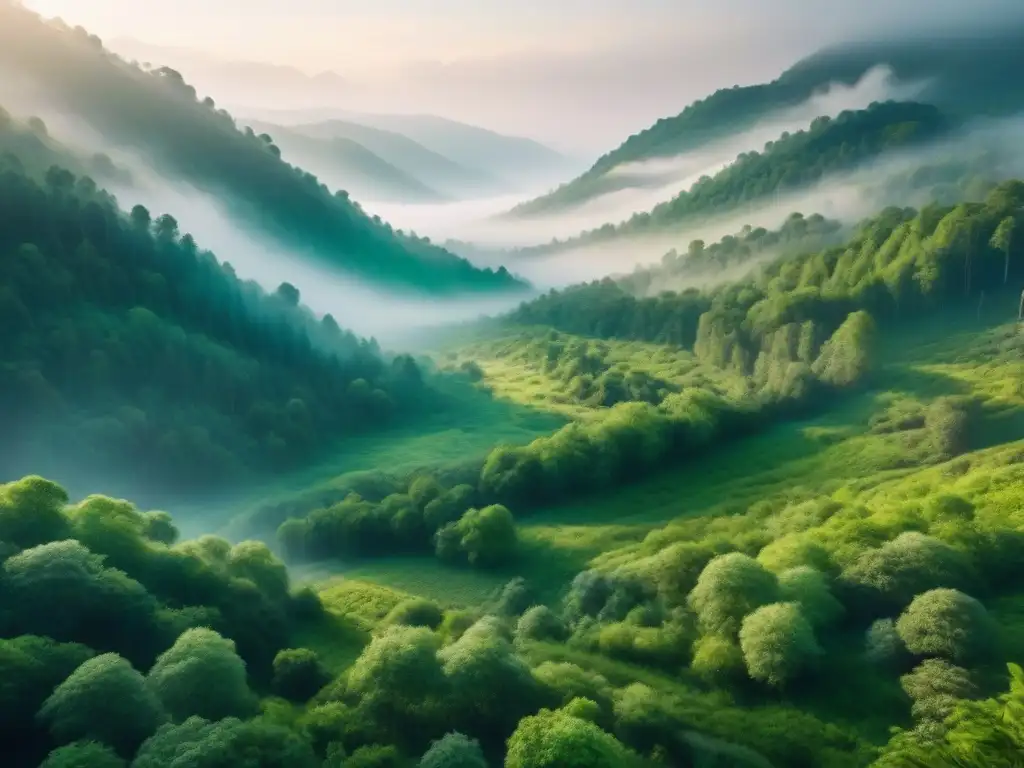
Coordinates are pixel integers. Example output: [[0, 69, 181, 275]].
[[213, 376, 566, 540]]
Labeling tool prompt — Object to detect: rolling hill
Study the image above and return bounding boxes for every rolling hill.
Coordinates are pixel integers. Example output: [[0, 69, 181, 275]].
[[512, 25, 1024, 217], [240, 120, 446, 203], [0, 4, 523, 295], [269, 118, 503, 197]]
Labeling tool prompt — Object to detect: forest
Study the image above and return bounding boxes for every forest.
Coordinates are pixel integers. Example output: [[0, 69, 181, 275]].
[[0, 147, 435, 496], [5, 6, 1024, 768], [514, 26, 1024, 217], [518, 101, 949, 255], [0, 3, 522, 295]]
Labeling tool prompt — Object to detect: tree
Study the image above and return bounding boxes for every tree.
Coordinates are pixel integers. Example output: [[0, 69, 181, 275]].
[[739, 603, 822, 688], [40, 741, 126, 768], [516, 606, 568, 643], [811, 310, 875, 388], [688, 553, 778, 636], [419, 732, 487, 768], [899, 658, 977, 724], [37, 653, 166, 756], [777, 567, 843, 629], [895, 589, 996, 663], [132, 716, 318, 768], [0, 475, 70, 549], [991, 216, 1016, 285], [384, 598, 444, 629], [865, 618, 908, 668], [271, 648, 331, 702], [146, 628, 257, 722], [505, 708, 641, 768], [346, 626, 446, 722], [840, 532, 972, 612], [439, 617, 542, 743], [496, 577, 533, 617], [690, 634, 746, 685], [3, 540, 161, 663], [437, 505, 517, 567]]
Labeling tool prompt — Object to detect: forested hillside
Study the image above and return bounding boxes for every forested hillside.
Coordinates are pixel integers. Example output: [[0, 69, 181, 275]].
[[518, 101, 948, 256], [0, 4, 522, 294], [0, 155, 434, 497], [514, 26, 1024, 216]]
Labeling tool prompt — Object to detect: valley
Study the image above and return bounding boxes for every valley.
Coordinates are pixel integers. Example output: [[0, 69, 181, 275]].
[[3, 3, 1024, 767]]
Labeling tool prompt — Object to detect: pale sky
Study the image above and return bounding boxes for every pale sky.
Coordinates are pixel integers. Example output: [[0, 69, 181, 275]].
[[21, 0, 1024, 149]]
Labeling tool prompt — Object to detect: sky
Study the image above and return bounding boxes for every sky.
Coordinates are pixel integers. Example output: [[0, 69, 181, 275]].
[[21, 0, 1024, 150]]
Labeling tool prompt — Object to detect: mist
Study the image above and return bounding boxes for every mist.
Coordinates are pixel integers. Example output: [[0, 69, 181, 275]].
[[499, 113, 1024, 291], [360, 66, 915, 254]]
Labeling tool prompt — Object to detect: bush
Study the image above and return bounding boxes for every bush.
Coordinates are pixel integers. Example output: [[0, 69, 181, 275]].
[[516, 606, 568, 643], [384, 599, 445, 629], [689, 553, 778, 636], [739, 603, 822, 688], [419, 732, 486, 768], [895, 589, 996, 663]]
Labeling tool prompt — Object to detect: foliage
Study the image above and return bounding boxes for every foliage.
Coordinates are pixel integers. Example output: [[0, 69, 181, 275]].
[[739, 603, 823, 688], [271, 648, 331, 703], [895, 589, 996, 664], [39, 741, 126, 768], [418, 732, 487, 768], [689, 553, 779, 637], [0, 5, 522, 294], [504, 707, 641, 768], [37, 653, 166, 756]]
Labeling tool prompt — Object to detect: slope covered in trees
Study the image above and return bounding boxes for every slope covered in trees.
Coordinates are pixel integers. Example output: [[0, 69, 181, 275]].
[[0, 156, 435, 498], [517, 101, 948, 256], [0, 4, 522, 294], [513, 26, 1024, 216]]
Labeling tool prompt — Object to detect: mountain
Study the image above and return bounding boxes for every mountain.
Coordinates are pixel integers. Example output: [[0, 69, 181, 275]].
[[0, 122, 439, 500], [516, 101, 950, 256], [253, 108, 577, 191], [513, 25, 1024, 217], [270, 119, 503, 198], [240, 120, 445, 203], [0, 5, 523, 295]]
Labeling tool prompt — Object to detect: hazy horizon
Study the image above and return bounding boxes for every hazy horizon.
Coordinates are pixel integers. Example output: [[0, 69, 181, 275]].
[[22, 0, 1024, 152]]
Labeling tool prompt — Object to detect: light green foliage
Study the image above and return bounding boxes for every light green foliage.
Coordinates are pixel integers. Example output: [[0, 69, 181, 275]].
[[38, 653, 166, 755], [688, 553, 779, 636], [895, 589, 996, 663], [439, 617, 542, 736], [516, 606, 568, 643], [690, 634, 746, 685], [146, 628, 256, 722], [271, 648, 331, 702], [899, 659, 976, 724], [812, 311, 876, 388], [612, 683, 677, 755], [384, 598, 444, 629], [505, 708, 640, 768], [739, 603, 822, 688], [347, 626, 445, 715], [40, 741, 126, 768], [131, 716, 318, 768], [840, 532, 972, 611], [757, 536, 833, 575], [496, 577, 534, 617], [777, 567, 844, 629], [531, 662, 614, 716], [419, 732, 487, 768], [0, 475, 69, 550], [563, 697, 602, 723], [436, 504, 517, 567], [343, 744, 405, 768]]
